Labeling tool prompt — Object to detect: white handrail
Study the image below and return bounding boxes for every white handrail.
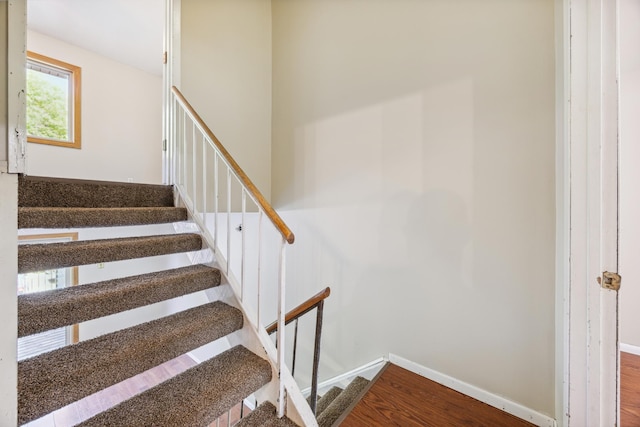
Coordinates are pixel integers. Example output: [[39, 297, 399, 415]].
[[168, 87, 302, 421]]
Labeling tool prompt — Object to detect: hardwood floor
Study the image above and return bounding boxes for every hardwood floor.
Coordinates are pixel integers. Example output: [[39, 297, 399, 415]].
[[24, 353, 253, 427], [621, 351, 640, 427], [341, 364, 535, 427]]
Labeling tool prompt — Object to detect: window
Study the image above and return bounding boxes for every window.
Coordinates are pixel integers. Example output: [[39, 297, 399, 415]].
[[26, 51, 82, 149], [18, 233, 79, 360]]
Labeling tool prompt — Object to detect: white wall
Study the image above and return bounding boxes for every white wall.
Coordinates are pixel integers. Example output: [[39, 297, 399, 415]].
[[25, 30, 163, 184], [180, 0, 272, 200], [272, 0, 556, 416], [0, 168, 18, 426], [620, 0, 640, 348]]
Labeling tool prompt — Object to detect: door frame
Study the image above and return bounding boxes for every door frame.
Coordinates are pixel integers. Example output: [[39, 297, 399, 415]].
[[7, 0, 27, 173], [162, 0, 180, 185], [561, 0, 620, 426]]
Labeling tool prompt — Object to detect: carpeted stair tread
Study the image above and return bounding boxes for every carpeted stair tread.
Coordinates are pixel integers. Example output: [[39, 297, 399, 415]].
[[18, 206, 188, 228], [235, 402, 299, 427], [315, 386, 343, 416], [317, 377, 370, 427], [18, 301, 243, 425], [18, 233, 202, 273], [19, 264, 221, 337], [77, 346, 272, 427], [19, 175, 174, 208]]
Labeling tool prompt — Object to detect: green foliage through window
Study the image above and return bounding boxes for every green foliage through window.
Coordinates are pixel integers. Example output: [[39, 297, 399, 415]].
[[26, 51, 81, 149], [26, 69, 69, 141]]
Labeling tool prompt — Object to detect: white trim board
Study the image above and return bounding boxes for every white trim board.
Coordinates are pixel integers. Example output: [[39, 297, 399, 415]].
[[388, 354, 557, 427], [554, 0, 570, 425], [7, 0, 27, 173], [301, 357, 387, 395], [620, 343, 640, 357]]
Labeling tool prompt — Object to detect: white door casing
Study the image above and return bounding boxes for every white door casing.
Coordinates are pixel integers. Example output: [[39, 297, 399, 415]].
[[162, 0, 180, 185], [7, 0, 27, 173], [566, 0, 620, 426]]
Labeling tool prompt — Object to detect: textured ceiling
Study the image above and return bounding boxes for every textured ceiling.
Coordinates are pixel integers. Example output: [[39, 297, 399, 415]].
[[27, 0, 164, 76]]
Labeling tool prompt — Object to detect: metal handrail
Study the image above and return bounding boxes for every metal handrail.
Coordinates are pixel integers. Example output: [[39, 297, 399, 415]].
[[267, 287, 331, 416]]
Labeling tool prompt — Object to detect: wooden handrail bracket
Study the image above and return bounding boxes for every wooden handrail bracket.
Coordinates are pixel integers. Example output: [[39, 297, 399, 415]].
[[171, 86, 294, 244]]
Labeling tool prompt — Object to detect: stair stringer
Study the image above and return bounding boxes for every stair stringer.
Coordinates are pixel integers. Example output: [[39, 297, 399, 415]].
[[174, 191, 318, 427]]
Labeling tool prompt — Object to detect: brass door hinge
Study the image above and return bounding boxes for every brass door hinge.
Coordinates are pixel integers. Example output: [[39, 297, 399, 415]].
[[597, 271, 621, 291], [163, 51, 167, 65]]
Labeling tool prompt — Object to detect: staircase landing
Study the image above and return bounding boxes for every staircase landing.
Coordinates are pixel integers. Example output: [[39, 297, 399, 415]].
[[340, 364, 535, 427]]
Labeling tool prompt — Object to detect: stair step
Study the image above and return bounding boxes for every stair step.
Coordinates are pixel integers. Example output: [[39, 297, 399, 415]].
[[236, 402, 299, 427], [77, 346, 271, 427], [18, 206, 188, 228], [315, 386, 343, 416], [18, 301, 243, 425], [18, 233, 203, 273], [19, 264, 221, 337], [19, 175, 175, 208], [317, 377, 370, 427]]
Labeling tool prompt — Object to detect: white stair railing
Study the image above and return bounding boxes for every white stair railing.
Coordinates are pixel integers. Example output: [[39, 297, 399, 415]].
[[167, 87, 314, 424]]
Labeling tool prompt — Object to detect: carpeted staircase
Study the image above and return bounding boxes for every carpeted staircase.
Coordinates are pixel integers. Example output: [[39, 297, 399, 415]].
[[312, 377, 370, 427], [16, 175, 297, 426], [233, 376, 370, 427]]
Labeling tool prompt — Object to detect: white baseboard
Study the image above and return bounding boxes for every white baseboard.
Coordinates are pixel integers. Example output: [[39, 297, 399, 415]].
[[388, 353, 556, 427], [620, 342, 640, 356], [301, 356, 388, 395]]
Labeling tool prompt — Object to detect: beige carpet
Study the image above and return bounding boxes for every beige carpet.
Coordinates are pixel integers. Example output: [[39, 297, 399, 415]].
[[17, 175, 296, 426], [19, 175, 175, 208], [236, 402, 300, 427], [317, 377, 370, 427], [19, 264, 221, 337], [18, 233, 203, 273], [18, 301, 243, 425], [77, 346, 272, 427], [19, 206, 187, 228]]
